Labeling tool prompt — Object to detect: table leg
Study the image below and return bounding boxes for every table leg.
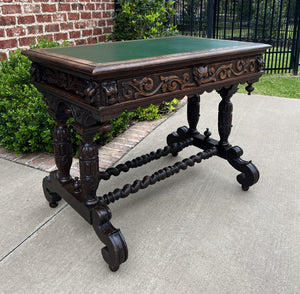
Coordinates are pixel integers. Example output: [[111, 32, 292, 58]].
[[43, 110, 72, 207], [217, 85, 260, 191], [166, 94, 201, 155], [187, 93, 200, 136], [74, 125, 128, 271], [76, 126, 100, 207]]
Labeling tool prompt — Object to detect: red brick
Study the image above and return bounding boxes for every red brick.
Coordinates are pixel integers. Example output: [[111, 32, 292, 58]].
[[99, 161, 113, 169], [23, 4, 41, 13], [0, 52, 7, 59], [106, 3, 115, 10], [27, 153, 54, 168], [0, 29, 5, 38], [82, 29, 92, 37], [2, 0, 13, 3], [60, 22, 73, 31], [52, 13, 67, 22], [2, 4, 21, 14], [87, 37, 98, 44], [38, 158, 56, 172], [68, 13, 80, 20], [71, 3, 83, 10], [0, 39, 17, 49], [98, 153, 119, 163], [69, 31, 80, 39], [58, 3, 71, 11], [75, 39, 85, 45], [102, 12, 111, 19], [0, 16, 16, 26], [36, 15, 52, 23], [6, 27, 26, 38], [42, 4, 56, 13], [85, 3, 95, 10], [103, 27, 113, 34], [45, 24, 60, 33], [15, 152, 40, 165], [43, 34, 54, 41], [93, 28, 102, 35], [99, 146, 125, 157], [5, 151, 23, 162], [75, 21, 86, 29], [27, 25, 44, 35], [19, 37, 36, 47], [54, 32, 68, 41], [98, 35, 106, 42], [104, 142, 133, 152], [18, 15, 35, 25], [98, 20, 105, 27], [81, 12, 91, 19], [95, 3, 105, 10], [92, 12, 102, 19]]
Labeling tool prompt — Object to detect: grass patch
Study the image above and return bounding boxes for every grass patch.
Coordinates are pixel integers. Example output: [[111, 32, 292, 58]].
[[238, 74, 300, 99]]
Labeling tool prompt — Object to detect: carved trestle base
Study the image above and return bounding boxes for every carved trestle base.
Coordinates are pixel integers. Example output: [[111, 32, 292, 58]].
[[42, 123, 259, 271]]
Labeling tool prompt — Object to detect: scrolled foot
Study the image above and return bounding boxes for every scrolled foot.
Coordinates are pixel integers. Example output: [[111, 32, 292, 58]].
[[167, 126, 190, 156], [43, 174, 62, 208], [92, 204, 128, 271], [226, 146, 260, 190]]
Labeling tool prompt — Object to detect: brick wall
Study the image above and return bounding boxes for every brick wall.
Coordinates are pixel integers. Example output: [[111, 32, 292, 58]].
[[0, 0, 115, 59]]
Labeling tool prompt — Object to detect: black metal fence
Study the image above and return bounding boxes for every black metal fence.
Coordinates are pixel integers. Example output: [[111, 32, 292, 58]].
[[173, 0, 300, 74]]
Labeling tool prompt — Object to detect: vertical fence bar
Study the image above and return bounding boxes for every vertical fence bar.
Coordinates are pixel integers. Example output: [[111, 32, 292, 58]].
[[223, 0, 228, 39], [274, 0, 284, 73], [190, 0, 194, 35], [292, 0, 300, 75], [207, 0, 214, 38], [254, 1, 259, 42], [172, 0, 298, 74], [239, 0, 244, 40], [231, 0, 236, 39]]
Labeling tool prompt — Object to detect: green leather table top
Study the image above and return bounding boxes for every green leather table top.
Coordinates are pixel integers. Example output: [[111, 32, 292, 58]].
[[44, 36, 254, 64]]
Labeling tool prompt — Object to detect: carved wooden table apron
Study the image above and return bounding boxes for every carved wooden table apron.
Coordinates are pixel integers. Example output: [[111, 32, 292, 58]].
[[23, 36, 270, 271]]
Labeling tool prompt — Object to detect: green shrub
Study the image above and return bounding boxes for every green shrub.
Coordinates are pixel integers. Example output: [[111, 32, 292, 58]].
[[111, 0, 178, 41], [0, 38, 180, 154], [0, 38, 70, 154], [0, 49, 55, 153]]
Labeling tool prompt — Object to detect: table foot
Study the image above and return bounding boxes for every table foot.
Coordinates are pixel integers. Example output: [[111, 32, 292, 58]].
[[92, 204, 128, 272], [225, 146, 260, 191], [43, 173, 62, 208], [167, 126, 190, 156]]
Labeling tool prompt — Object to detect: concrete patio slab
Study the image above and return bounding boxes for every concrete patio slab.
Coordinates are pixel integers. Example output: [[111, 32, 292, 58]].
[[0, 93, 299, 294], [0, 160, 67, 261]]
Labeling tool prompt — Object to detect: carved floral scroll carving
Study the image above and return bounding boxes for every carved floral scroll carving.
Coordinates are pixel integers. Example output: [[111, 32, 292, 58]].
[[121, 72, 196, 99], [31, 55, 264, 106], [30, 63, 115, 107], [121, 56, 264, 100], [193, 58, 258, 85]]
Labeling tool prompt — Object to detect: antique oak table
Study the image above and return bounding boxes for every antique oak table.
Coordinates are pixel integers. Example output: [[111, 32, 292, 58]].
[[23, 36, 270, 271]]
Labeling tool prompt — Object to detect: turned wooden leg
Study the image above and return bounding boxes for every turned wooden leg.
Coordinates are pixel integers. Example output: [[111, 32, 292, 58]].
[[187, 93, 200, 136], [166, 94, 200, 155], [217, 85, 259, 191], [75, 125, 100, 207], [54, 114, 73, 183], [217, 85, 238, 149], [43, 110, 72, 208]]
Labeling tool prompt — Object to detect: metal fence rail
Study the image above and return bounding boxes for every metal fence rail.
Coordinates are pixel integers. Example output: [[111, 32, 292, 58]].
[[173, 0, 300, 74]]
